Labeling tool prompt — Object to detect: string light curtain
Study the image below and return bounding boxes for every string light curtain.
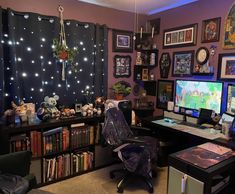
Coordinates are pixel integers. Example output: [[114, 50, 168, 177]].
[[0, 8, 108, 114], [0, 8, 4, 113]]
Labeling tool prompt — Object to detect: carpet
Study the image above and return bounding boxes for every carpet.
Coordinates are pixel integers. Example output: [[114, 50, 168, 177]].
[[38, 164, 167, 194], [27, 189, 54, 194]]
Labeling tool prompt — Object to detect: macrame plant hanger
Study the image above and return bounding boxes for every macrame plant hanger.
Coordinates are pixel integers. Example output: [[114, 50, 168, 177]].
[[58, 5, 67, 81]]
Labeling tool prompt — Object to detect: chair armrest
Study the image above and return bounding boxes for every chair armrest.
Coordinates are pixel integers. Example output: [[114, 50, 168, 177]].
[[122, 137, 145, 144], [0, 151, 32, 177], [130, 125, 152, 131], [130, 125, 153, 136]]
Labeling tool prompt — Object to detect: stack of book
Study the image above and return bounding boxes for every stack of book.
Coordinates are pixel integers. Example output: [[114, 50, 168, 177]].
[[43, 153, 71, 183], [71, 151, 94, 174], [30, 130, 42, 157], [10, 133, 30, 153], [43, 127, 69, 155], [71, 124, 94, 149]]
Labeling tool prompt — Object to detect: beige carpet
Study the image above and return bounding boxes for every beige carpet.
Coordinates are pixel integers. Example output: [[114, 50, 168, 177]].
[[30, 164, 167, 194]]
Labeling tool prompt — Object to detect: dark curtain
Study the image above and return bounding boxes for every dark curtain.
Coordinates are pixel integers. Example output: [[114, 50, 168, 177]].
[[0, 8, 108, 114], [0, 8, 4, 114]]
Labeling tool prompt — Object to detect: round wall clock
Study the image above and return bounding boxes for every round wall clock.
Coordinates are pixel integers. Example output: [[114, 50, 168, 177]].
[[196, 47, 209, 65]]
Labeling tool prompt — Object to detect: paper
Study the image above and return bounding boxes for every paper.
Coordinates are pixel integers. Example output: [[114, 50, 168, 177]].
[[198, 142, 232, 155]]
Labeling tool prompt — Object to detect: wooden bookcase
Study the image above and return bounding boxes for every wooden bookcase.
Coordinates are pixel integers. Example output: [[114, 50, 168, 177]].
[[0, 115, 114, 186]]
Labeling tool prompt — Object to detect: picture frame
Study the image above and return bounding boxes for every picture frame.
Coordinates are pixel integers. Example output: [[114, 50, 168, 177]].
[[75, 103, 82, 113], [142, 68, 149, 81], [163, 24, 197, 48], [112, 29, 133, 52], [160, 52, 171, 78], [217, 53, 235, 81], [224, 3, 235, 49], [172, 51, 194, 77], [156, 80, 174, 109], [113, 55, 131, 78], [201, 17, 221, 43]]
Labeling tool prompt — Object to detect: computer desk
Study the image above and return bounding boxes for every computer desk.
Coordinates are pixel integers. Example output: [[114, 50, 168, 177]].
[[142, 116, 233, 148], [143, 117, 235, 194]]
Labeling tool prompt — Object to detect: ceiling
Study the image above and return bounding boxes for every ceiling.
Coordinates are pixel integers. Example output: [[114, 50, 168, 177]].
[[78, 0, 198, 15]]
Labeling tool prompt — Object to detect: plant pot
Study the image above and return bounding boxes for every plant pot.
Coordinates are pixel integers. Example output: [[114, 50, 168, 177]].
[[115, 93, 124, 100]]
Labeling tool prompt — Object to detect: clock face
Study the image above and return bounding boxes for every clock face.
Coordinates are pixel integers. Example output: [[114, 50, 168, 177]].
[[196, 47, 209, 65]]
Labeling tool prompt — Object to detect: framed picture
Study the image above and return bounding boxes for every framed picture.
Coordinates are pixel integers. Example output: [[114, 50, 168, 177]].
[[113, 55, 131, 78], [163, 24, 197, 48], [217, 53, 235, 81], [172, 51, 194, 77], [160, 52, 171, 78], [156, 80, 174, 109], [224, 3, 235, 49], [112, 29, 133, 52], [142, 68, 149, 81], [75, 104, 82, 113], [201, 17, 221, 43]]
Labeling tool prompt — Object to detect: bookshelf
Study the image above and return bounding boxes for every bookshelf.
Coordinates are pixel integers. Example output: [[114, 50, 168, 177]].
[[0, 115, 113, 186]]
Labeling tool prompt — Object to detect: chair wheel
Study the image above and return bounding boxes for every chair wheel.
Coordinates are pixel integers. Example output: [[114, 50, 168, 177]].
[[117, 188, 123, 193], [148, 188, 154, 193]]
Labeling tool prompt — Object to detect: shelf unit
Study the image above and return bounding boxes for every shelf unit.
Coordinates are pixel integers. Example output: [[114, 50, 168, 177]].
[[134, 49, 158, 96], [0, 115, 114, 187]]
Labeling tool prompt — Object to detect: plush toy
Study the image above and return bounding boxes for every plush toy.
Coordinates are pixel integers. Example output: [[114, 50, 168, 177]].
[[37, 95, 60, 121]]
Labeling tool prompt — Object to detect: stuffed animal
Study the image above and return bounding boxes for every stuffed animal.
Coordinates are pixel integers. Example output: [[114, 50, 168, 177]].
[[37, 95, 60, 120]]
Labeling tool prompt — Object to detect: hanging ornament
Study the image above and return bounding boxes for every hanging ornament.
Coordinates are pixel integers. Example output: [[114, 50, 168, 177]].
[[53, 5, 78, 81]]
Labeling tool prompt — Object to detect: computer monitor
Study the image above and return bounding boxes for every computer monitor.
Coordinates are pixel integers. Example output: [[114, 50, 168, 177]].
[[226, 84, 235, 115], [175, 80, 223, 114], [197, 108, 213, 125]]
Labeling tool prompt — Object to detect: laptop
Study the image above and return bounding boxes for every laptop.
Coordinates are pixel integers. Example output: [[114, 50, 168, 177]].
[[218, 112, 234, 125]]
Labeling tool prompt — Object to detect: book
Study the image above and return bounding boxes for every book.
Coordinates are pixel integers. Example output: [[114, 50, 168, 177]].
[[83, 152, 88, 171], [89, 126, 94, 145]]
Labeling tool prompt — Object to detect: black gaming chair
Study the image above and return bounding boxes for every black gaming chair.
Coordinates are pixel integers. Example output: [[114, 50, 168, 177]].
[[102, 107, 159, 193]]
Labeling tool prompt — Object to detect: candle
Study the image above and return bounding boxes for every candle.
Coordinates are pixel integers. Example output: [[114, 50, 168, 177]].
[[151, 27, 154, 38], [140, 27, 143, 39]]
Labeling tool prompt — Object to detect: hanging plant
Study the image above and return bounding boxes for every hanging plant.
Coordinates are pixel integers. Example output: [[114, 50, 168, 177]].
[[52, 38, 77, 63], [53, 5, 78, 80]]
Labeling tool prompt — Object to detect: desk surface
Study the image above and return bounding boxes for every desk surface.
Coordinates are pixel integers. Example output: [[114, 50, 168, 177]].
[[152, 119, 227, 140]]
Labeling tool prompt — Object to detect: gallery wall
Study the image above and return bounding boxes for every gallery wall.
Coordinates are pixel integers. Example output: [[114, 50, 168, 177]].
[[148, 0, 235, 115], [0, 0, 234, 116]]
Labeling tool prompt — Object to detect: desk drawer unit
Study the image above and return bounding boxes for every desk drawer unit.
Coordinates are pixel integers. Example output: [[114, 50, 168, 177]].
[[168, 166, 204, 194]]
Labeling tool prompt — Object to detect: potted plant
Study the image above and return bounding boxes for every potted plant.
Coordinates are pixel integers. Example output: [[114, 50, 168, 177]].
[[112, 82, 131, 100]]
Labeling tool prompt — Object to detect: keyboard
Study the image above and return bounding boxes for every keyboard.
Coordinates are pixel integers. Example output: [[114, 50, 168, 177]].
[[179, 121, 207, 129], [172, 124, 223, 140]]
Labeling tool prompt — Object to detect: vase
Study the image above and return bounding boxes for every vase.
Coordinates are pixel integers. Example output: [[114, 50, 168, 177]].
[[115, 93, 124, 100]]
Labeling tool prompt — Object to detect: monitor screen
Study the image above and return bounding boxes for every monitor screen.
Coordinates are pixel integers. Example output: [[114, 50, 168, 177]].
[[227, 84, 235, 115], [175, 80, 223, 114]]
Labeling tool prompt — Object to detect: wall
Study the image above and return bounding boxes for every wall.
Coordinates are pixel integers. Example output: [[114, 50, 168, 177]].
[[1, 0, 234, 115], [148, 0, 235, 116], [0, 0, 147, 101]]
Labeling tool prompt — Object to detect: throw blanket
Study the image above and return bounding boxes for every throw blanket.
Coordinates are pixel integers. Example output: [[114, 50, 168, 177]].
[[0, 173, 29, 194]]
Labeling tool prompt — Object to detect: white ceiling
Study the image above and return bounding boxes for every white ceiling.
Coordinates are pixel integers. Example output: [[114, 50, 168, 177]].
[[78, 0, 198, 15]]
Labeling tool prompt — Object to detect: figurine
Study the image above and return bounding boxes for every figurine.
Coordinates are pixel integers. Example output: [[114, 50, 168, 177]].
[[37, 95, 60, 121], [136, 52, 142, 65]]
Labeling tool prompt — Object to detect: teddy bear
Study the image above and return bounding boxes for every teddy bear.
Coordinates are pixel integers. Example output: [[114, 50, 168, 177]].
[[37, 95, 60, 121]]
